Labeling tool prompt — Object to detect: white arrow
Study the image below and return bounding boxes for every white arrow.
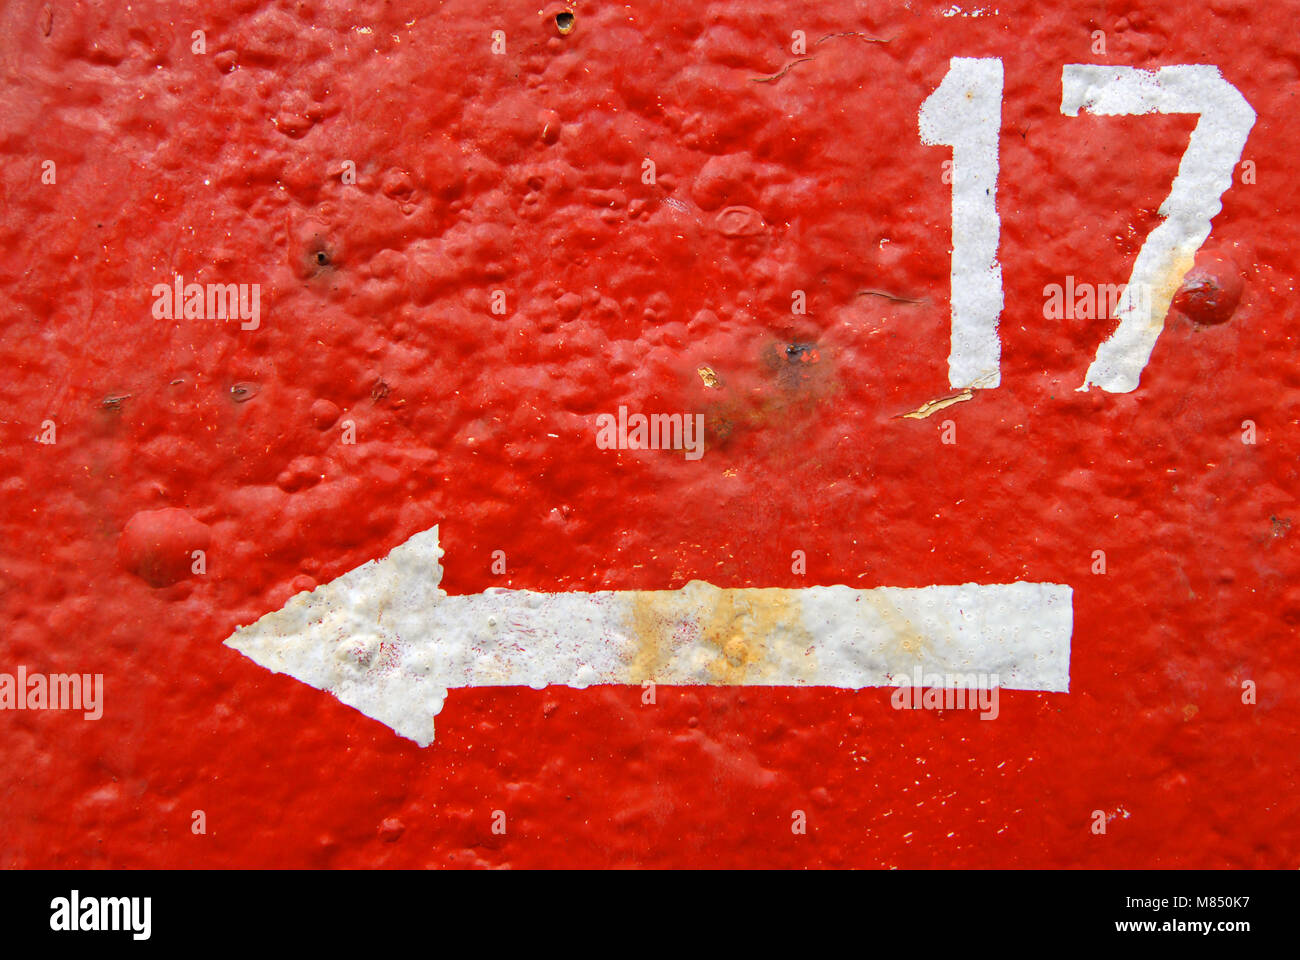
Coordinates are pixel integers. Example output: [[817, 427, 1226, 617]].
[[224, 526, 1072, 746]]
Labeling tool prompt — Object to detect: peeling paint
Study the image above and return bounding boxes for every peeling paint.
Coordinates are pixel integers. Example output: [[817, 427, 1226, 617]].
[[899, 389, 975, 419]]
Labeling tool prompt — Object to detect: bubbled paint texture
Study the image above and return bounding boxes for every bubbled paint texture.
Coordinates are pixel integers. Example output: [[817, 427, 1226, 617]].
[[1, 0, 1298, 867]]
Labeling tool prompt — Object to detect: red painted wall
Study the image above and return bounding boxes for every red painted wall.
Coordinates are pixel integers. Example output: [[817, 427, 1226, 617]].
[[1, 0, 1297, 867]]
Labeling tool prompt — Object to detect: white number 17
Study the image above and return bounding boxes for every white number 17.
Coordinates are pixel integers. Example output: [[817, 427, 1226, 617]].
[[919, 59, 1255, 394]]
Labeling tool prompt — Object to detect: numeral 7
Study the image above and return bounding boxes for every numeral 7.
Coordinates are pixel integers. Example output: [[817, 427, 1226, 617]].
[[1061, 65, 1255, 393]]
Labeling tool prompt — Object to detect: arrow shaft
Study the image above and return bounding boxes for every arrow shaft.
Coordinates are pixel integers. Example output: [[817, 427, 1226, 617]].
[[226, 527, 1072, 746], [434, 581, 1071, 691]]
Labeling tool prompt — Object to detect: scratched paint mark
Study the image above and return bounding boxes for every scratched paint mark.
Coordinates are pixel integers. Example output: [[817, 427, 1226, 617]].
[[751, 57, 815, 84], [697, 364, 721, 388], [899, 389, 974, 419], [816, 31, 890, 45], [857, 289, 927, 304]]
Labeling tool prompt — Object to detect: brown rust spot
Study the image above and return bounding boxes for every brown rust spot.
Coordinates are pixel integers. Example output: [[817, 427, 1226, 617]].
[[697, 364, 721, 388], [699, 588, 805, 684], [627, 592, 672, 683], [625, 583, 815, 685]]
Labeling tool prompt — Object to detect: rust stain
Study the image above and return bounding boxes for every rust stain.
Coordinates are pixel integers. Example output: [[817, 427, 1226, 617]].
[[627, 591, 672, 683], [1146, 248, 1198, 330], [625, 584, 815, 685], [698, 588, 807, 684]]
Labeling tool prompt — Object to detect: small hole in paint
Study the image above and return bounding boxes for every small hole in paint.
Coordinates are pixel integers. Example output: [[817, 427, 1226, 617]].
[[315, 250, 329, 266], [555, 12, 575, 34]]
